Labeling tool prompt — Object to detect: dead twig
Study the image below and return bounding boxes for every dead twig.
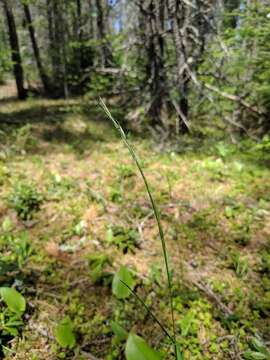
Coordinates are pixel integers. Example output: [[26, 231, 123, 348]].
[[193, 280, 233, 317], [203, 82, 263, 116], [79, 351, 101, 360]]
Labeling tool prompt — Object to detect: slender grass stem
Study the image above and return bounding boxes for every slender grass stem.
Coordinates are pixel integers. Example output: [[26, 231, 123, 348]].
[[120, 280, 174, 343], [100, 98, 177, 353]]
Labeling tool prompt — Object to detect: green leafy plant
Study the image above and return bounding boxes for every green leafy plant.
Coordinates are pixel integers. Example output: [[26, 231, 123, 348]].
[[117, 164, 135, 179], [0, 228, 32, 286], [13, 232, 32, 268], [125, 333, 162, 360], [8, 182, 43, 220], [254, 135, 270, 158], [0, 287, 26, 353], [179, 310, 195, 337], [111, 321, 128, 343], [0, 287, 26, 314], [87, 253, 113, 284], [229, 252, 249, 277], [231, 222, 251, 246], [201, 158, 228, 181], [215, 142, 235, 160], [12, 124, 36, 153], [47, 173, 76, 200], [106, 226, 140, 253], [55, 317, 76, 349], [261, 250, 270, 274], [112, 266, 135, 300]]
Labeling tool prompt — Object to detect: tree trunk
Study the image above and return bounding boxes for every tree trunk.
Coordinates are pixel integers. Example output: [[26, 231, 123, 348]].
[[2, 0, 26, 99], [95, 0, 113, 67], [88, 0, 96, 39], [46, 0, 62, 89], [46, 0, 66, 96], [23, 2, 51, 93], [140, 0, 168, 129], [167, 0, 190, 133]]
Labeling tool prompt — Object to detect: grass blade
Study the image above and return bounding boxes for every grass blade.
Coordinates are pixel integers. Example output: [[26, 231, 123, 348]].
[[100, 98, 177, 350], [119, 279, 174, 343]]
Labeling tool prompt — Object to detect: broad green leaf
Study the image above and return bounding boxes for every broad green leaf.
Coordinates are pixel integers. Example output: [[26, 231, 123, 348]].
[[0, 287, 26, 314], [112, 266, 134, 299], [55, 317, 76, 348], [111, 321, 127, 342], [125, 333, 162, 360]]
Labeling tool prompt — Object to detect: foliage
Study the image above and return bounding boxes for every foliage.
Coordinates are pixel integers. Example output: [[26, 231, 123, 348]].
[[47, 173, 76, 200], [125, 333, 162, 360], [0, 224, 33, 282], [261, 250, 270, 274], [8, 182, 43, 220], [200, 2, 270, 133], [0, 34, 11, 84], [228, 251, 249, 277], [55, 317, 76, 349], [243, 336, 270, 360], [112, 266, 135, 300], [110, 321, 128, 343], [87, 253, 112, 284], [106, 225, 140, 253], [254, 135, 270, 159], [0, 287, 26, 354], [0, 287, 26, 314]]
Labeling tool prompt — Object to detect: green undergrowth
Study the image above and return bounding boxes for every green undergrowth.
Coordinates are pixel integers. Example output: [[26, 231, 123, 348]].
[[0, 98, 269, 359]]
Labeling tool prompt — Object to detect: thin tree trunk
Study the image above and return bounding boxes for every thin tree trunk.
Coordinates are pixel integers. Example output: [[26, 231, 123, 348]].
[[95, 0, 113, 67], [88, 0, 95, 39], [167, 0, 189, 133], [76, 0, 82, 41], [23, 2, 51, 93], [46, 0, 62, 90], [2, 0, 26, 99]]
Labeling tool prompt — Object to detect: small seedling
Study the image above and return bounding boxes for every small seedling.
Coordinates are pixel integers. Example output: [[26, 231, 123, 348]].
[[229, 252, 249, 277]]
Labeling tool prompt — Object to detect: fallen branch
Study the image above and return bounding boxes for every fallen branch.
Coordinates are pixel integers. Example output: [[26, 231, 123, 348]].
[[171, 98, 191, 134], [183, 261, 233, 317], [192, 280, 233, 317], [203, 82, 263, 116], [80, 350, 102, 360]]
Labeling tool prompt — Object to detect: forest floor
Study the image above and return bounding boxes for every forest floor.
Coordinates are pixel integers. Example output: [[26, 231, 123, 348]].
[[0, 94, 270, 360]]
